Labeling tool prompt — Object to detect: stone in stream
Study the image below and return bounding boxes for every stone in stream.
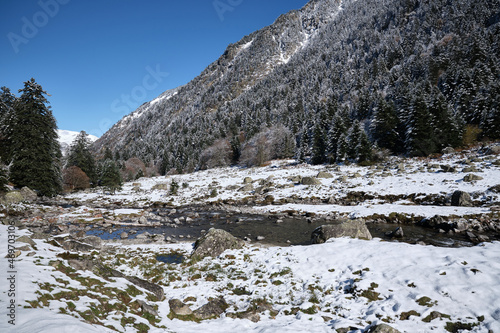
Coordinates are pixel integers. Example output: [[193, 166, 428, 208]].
[[311, 219, 372, 244], [385, 227, 404, 238]]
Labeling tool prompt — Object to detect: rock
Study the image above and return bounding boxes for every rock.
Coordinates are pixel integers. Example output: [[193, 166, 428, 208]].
[[451, 190, 473, 207], [192, 228, 245, 259], [152, 183, 169, 191], [440, 165, 457, 173], [289, 175, 302, 183], [16, 235, 36, 247], [243, 177, 253, 184], [317, 171, 334, 179], [193, 297, 228, 320], [463, 174, 483, 182], [485, 145, 500, 155], [139, 216, 148, 224], [462, 166, 478, 173], [169, 299, 193, 316], [368, 324, 401, 333], [137, 299, 158, 317], [4, 191, 24, 204], [311, 219, 372, 244], [120, 232, 129, 239], [385, 227, 404, 238], [126, 276, 164, 301], [20, 187, 38, 202], [62, 239, 96, 252], [239, 184, 254, 192], [80, 236, 102, 249], [136, 232, 150, 239], [256, 236, 265, 241], [301, 177, 321, 185], [442, 147, 455, 155]]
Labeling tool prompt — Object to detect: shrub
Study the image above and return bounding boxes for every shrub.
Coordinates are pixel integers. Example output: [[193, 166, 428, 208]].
[[63, 166, 90, 192]]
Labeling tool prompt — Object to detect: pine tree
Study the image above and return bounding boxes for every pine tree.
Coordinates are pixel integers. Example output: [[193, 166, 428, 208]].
[[311, 122, 327, 165], [66, 131, 97, 185], [371, 98, 401, 153], [405, 92, 436, 157], [0, 87, 17, 162], [0, 163, 8, 193], [8, 79, 62, 197], [99, 159, 122, 194], [356, 127, 373, 163]]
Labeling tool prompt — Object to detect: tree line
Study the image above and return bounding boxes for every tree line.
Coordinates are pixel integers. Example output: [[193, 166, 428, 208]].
[[0, 79, 122, 197]]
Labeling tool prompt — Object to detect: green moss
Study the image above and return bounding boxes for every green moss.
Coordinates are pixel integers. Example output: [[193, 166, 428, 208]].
[[416, 296, 437, 307], [272, 280, 283, 286], [126, 284, 143, 297], [445, 321, 479, 332], [400, 310, 420, 320]]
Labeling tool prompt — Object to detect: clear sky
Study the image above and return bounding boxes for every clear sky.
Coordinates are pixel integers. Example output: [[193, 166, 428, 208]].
[[0, 0, 308, 137]]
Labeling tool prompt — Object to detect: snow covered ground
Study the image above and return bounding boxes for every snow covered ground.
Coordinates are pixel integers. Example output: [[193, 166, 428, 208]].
[[1, 225, 499, 332], [1, 147, 500, 332]]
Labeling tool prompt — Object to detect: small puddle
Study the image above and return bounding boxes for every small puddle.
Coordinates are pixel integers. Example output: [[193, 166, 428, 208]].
[[156, 253, 184, 264]]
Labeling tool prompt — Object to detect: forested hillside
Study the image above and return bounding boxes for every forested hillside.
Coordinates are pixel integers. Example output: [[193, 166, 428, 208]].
[[95, 0, 500, 174]]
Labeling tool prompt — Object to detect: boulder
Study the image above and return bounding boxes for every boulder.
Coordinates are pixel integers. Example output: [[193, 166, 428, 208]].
[[20, 187, 37, 202], [239, 184, 254, 192], [463, 174, 483, 182], [451, 190, 473, 207], [16, 235, 36, 247], [301, 177, 321, 185], [440, 165, 457, 173], [243, 177, 253, 184], [193, 297, 228, 320], [152, 183, 169, 191], [311, 219, 372, 244], [442, 147, 455, 155], [169, 299, 193, 316], [4, 191, 24, 204], [485, 145, 500, 155], [385, 227, 404, 238], [368, 324, 401, 333], [192, 228, 245, 259], [317, 171, 334, 179], [126, 276, 164, 301]]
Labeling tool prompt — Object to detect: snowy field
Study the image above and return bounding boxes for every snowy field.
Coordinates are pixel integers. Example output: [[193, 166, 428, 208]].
[[1, 148, 500, 332], [1, 224, 500, 332]]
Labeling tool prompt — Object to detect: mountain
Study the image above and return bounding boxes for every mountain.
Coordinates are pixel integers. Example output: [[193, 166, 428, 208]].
[[58, 130, 98, 156], [94, 0, 500, 173]]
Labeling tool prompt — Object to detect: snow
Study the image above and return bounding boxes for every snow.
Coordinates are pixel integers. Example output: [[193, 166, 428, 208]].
[[1, 150, 499, 332], [57, 129, 98, 147], [1, 223, 500, 332]]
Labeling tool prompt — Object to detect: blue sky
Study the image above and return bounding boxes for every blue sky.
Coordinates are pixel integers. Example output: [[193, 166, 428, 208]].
[[0, 0, 308, 137]]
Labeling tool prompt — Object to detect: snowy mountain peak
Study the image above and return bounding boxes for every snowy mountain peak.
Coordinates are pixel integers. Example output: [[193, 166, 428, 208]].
[[58, 129, 98, 156]]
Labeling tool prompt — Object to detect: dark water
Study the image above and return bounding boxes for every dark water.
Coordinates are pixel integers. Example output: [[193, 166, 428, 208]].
[[156, 253, 184, 264], [83, 207, 493, 248]]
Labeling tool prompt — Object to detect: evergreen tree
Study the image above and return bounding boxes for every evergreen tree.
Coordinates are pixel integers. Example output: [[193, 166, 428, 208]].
[[429, 89, 462, 150], [66, 131, 97, 185], [356, 127, 373, 163], [8, 79, 62, 197], [103, 147, 113, 161], [405, 92, 436, 157], [0, 87, 17, 162], [311, 122, 327, 164], [371, 98, 401, 153], [0, 162, 8, 193], [99, 159, 122, 194]]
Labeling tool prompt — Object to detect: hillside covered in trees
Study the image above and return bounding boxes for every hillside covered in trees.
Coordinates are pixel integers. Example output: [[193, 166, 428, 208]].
[[95, 0, 500, 173]]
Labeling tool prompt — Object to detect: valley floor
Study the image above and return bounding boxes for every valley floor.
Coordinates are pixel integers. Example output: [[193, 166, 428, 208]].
[[1, 145, 500, 332]]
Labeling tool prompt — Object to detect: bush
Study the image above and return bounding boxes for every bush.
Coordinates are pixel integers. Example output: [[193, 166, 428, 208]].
[[63, 166, 90, 192], [198, 139, 232, 170], [239, 126, 295, 167]]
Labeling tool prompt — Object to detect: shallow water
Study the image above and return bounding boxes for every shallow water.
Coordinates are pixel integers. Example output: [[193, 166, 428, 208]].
[[84, 207, 493, 248]]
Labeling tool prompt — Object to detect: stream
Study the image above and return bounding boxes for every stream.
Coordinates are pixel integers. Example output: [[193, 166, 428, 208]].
[[84, 206, 497, 248]]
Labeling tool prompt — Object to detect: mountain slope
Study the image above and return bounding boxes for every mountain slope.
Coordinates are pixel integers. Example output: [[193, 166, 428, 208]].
[[95, 0, 500, 172]]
